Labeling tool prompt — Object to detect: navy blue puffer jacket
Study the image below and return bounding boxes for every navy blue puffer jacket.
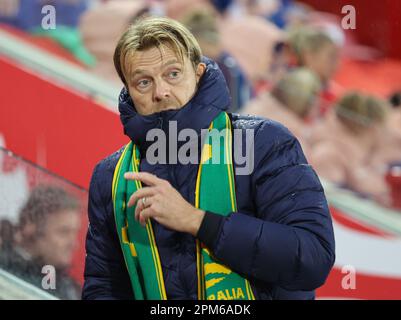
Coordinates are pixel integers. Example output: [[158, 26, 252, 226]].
[[82, 58, 335, 300]]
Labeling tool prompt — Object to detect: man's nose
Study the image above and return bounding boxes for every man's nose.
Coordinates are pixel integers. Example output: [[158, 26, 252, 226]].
[[153, 80, 170, 102]]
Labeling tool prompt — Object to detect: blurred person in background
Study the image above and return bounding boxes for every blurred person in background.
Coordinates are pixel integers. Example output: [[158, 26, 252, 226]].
[[309, 92, 392, 205], [0, 185, 82, 299], [287, 26, 341, 117], [79, 0, 150, 84], [241, 67, 321, 152], [181, 8, 252, 112], [218, 6, 285, 93]]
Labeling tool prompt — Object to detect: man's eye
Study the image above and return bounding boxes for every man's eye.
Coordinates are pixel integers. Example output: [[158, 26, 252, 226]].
[[137, 79, 151, 88], [168, 71, 180, 79]]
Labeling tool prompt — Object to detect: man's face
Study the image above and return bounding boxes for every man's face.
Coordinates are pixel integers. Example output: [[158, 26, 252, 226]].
[[33, 210, 81, 270], [124, 45, 205, 115], [305, 43, 339, 83]]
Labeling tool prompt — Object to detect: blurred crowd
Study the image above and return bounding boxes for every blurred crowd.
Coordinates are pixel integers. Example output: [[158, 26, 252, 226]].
[[1, 0, 400, 207]]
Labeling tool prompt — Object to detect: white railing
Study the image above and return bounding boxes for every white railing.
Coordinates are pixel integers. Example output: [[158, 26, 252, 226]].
[[0, 268, 58, 300]]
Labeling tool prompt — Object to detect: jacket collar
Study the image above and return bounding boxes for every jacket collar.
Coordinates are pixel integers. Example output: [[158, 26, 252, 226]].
[[118, 57, 231, 154]]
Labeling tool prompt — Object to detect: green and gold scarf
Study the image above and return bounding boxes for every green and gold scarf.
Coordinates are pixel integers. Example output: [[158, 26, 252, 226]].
[[112, 111, 255, 300]]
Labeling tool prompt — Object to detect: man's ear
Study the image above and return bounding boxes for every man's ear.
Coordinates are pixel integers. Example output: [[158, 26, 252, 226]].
[[196, 63, 206, 82]]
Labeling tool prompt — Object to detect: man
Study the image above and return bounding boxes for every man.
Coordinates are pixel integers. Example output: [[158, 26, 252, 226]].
[[82, 16, 335, 300], [0, 185, 82, 300]]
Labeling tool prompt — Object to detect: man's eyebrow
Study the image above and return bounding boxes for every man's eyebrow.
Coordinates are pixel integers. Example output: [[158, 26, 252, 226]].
[[130, 59, 182, 78], [162, 59, 181, 68]]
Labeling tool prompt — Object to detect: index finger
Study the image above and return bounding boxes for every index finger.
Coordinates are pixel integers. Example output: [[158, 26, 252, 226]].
[[124, 171, 163, 186]]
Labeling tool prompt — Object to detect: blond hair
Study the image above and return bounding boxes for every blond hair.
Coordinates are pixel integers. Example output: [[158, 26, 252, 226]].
[[272, 68, 321, 118], [288, 27, 334, 65], [181, 9, 219, 44], [335, 92, 388, 131], [113, 16, 202, 85]]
